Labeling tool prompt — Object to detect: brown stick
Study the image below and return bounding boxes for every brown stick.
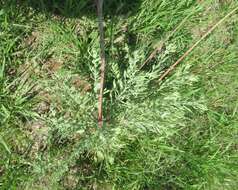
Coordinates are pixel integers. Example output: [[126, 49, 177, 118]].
[[158, 6, 238, 82], [97, 0, 106, 128]]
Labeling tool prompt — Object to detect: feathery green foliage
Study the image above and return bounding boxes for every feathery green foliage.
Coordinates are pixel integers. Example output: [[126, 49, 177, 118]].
[[0, 0, 238, 189]]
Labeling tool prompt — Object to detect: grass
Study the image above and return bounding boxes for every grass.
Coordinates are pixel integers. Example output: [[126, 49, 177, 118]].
[[0, 0, 238, 189]]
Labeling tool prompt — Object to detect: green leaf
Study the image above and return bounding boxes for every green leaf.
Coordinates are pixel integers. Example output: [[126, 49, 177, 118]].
[[0, 136, 11, 154]]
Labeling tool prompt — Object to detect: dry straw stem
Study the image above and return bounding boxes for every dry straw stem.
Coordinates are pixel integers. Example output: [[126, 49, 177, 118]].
[[158, 6, 238, 82], [97, 0, 106, 128]]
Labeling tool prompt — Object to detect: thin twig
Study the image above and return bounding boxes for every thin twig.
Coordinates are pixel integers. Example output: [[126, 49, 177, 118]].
[[97, 0, 106, 128], [139, 14, 191, 70], [158, 6, 238, 82]]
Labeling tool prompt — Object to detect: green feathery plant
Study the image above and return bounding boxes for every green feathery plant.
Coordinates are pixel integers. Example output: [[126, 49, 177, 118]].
[[0, 0, 238, 190]]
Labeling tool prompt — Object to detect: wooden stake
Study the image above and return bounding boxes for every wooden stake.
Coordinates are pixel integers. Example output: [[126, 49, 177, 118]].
[[158, 6, 238, 82], [97, 0, 106, 128]]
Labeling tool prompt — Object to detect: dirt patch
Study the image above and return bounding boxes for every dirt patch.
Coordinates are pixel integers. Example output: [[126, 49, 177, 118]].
[[24, 31, 39, 48], [72, 76, 92, 92], [42, 58, 63, 74], [26, 121, 49, 157], [34, 91, 52, 115]]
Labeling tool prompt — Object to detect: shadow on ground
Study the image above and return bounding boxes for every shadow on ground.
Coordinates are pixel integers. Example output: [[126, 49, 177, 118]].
[[13, 0, 141, 18]]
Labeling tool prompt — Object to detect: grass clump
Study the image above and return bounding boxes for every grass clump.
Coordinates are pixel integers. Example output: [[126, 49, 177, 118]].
[[0, 0, 238, 189]]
